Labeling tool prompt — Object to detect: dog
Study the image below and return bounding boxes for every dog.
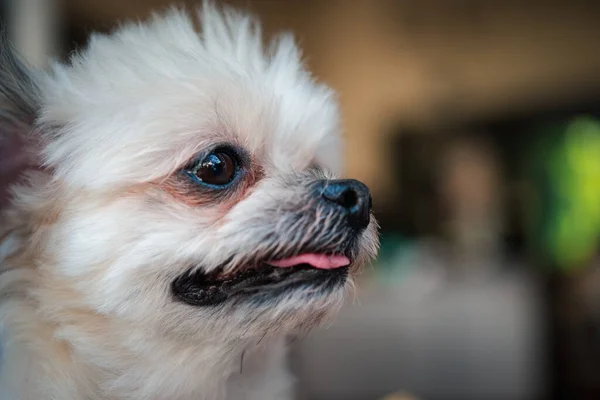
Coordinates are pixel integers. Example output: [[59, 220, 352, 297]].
[[0, 4, 379, 399]]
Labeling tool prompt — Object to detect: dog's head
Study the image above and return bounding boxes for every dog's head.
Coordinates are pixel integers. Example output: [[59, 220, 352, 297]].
[[0, 6, 378, 344]]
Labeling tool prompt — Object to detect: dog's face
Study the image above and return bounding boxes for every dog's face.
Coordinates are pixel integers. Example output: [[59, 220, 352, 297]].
[[4, 8, 378, 344]]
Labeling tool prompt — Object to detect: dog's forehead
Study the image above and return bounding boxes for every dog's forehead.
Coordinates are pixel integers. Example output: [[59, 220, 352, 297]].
[[38, 8, 342, 189]]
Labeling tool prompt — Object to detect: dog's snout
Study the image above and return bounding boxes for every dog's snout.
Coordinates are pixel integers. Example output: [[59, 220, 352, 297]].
[[318, 179, 372, 231]]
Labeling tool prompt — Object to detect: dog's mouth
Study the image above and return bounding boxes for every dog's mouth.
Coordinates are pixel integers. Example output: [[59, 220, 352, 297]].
[[171, 253, 350, 307]]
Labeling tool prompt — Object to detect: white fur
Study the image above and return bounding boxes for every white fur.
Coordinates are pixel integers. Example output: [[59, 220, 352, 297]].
[[0, 4, 378, 400]]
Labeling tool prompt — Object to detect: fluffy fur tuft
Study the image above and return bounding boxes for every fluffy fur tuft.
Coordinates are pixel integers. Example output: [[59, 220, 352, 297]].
[[0, 5, 378, 400]]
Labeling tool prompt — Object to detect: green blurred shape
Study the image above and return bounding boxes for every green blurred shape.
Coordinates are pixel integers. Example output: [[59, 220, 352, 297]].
[[526, 116, 600, 271]]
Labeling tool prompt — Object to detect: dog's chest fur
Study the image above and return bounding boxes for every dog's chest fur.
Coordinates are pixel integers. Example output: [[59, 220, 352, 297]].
[[0, 318, 293, 400]]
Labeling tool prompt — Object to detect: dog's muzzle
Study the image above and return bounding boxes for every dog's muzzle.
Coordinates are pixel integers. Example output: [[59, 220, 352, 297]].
[[171, 178, 373, 307]]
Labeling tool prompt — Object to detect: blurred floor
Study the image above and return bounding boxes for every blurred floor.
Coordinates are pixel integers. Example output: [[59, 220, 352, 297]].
[[292, 245, 545, 400]]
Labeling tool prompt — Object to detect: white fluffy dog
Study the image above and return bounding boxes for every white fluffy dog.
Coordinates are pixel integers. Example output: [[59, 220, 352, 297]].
[[0, 4, 378, 400]]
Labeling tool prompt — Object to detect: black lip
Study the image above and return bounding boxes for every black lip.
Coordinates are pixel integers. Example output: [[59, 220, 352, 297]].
[[172, 263, 349, 307]]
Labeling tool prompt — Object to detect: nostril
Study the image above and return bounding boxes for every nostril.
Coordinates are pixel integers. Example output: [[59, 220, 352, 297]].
[[338, 188, 358, 210], [318, 179, 372, 231], [322, 183, 358, 211]]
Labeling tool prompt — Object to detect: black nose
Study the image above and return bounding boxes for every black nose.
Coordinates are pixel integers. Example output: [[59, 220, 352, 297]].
[[318, 179, 372, 231]]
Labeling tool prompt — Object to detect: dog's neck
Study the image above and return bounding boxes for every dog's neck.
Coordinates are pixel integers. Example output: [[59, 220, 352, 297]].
[[0, 227, 293, 400]]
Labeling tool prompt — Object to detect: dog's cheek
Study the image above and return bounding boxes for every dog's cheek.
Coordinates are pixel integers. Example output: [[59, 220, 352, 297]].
[[45, 198, 179, 311], [50, 204, 135, 279]]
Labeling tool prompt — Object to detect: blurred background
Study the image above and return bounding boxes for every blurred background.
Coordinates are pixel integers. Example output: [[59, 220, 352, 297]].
[[4, 0, 600, 399]]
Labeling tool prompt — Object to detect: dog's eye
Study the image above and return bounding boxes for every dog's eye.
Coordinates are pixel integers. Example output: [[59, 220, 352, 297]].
[[187, 150, 237, 187]]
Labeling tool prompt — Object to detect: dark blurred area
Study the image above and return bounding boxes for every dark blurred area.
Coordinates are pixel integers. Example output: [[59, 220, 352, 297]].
[[5, 1, 600, 399]]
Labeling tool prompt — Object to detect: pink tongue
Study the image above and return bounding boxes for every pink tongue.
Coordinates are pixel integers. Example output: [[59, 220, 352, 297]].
[[267, 254, 350, 270]]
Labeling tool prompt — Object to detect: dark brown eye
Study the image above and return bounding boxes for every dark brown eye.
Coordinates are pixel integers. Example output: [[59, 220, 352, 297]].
[[188, 151, 237, 187]]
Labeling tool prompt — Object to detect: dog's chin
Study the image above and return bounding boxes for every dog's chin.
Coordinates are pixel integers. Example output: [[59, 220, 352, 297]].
[[171, 255, 351, 307]]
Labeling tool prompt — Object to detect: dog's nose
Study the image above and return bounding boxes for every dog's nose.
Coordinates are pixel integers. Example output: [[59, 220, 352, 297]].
[[318, 179, 372, 231]]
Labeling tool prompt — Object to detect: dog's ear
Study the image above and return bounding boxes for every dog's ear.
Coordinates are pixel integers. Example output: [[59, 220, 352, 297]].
[[0, 33, 42, 207]]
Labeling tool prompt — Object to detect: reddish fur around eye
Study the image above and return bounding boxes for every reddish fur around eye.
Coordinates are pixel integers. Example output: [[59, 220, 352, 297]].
[[157, 162, 264, 210]]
